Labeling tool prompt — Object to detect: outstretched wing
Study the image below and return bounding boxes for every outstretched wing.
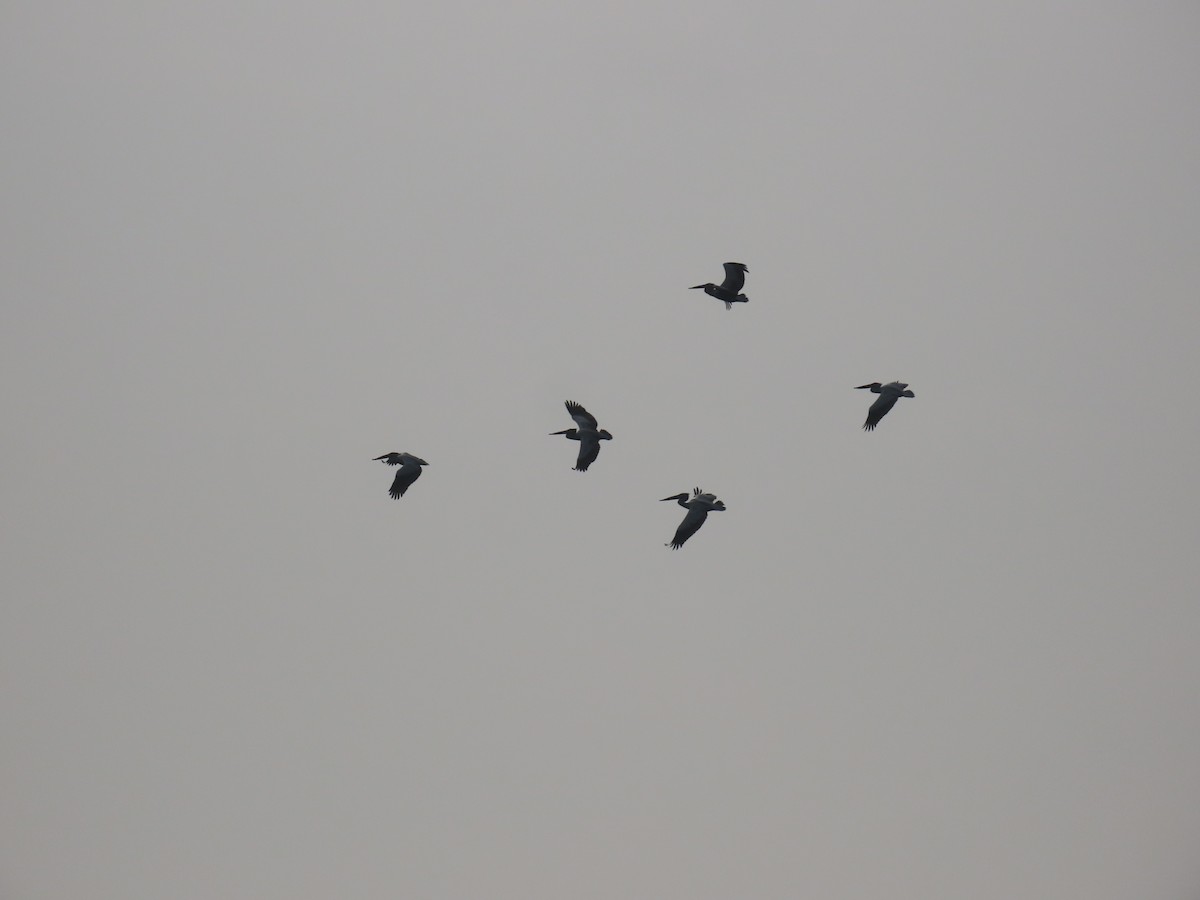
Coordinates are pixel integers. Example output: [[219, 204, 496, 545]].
[[389, 462, 423, 498], [719, 262, 748, 293], [668, 507, 709, 549], [863, 394, 898, 431], [574, 435, 601, 471], [565, 400, 598, 430]]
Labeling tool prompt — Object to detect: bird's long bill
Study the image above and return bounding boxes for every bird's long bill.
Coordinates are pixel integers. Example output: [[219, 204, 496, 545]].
[[660, 494, 685, 502], [550, 429, 571, 435], [854, 383, 878, 390], [689, 284, 706, 289]]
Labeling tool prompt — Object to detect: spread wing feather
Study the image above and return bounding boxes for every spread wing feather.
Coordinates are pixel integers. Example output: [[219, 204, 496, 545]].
[[863, 395, 898, 431], [668, 507, 708, 549], [574, 436, 601, 472], [565, 400, 598, 431], [389, 463, 423, 498]]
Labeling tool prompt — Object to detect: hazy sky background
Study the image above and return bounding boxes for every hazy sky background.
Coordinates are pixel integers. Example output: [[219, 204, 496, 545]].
[[3, 2, 1199, 898]]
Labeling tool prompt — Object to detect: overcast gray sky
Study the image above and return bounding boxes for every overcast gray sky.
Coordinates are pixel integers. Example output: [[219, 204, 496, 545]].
[[3, 2, 1200, 898]]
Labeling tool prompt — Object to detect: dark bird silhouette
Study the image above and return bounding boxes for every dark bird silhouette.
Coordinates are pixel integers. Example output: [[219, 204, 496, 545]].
[[373, 452, 429, 498], [855, 381, 915, 431], [690, 262, 749, 309], [550, 401, 612, 471], [660, 487, 726, 549]]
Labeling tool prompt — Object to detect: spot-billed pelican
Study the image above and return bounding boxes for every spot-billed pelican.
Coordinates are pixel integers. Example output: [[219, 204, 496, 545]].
[[373, 452, 429, 498], [690, 262, 749, 309], [855, 381, 915, 431], [660, 487, 726, 549], [550, 401, 612, 472]]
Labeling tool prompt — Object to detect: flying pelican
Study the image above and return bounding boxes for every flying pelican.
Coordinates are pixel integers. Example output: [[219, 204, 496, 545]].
[[373, 452, 429, 498], [550, 401, 612, 471], [690, 262, 749, 309], [855, 381, 915, 431], [660, 487, 726, 549]]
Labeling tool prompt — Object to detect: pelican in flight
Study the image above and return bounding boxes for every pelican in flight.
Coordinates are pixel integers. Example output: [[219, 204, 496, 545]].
[[551, 401, 612, 472], [373, 452, 429, 498], [660, 487, 726, 549], [855, 381, 915, 431], [690, 262, 749, 309]]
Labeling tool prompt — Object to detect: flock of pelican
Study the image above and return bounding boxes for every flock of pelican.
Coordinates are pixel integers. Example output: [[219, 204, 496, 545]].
[[373, 263, 916, 549]]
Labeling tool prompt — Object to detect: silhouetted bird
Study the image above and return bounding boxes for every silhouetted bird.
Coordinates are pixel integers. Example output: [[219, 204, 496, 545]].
[[690, 262, 749, 309], [373, 452, 429, 498], [855, 381, 915, 431], [550, 401, 612, 471], [660, 487, 726, 549]]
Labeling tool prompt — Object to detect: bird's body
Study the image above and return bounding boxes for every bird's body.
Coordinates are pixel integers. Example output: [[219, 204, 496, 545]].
[[373, 451, 429, 498], [855, 381, 915, 431], [690, 262, 749, 309], [660, 487, 726, 549], [551, 401, 612, 471]]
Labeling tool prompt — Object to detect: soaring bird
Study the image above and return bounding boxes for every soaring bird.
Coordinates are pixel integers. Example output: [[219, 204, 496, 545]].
[[550, 401, 612, 471], [690, 262, 749, 309], [660, 487, 726, 549], [373, 452, 429, 498], [855, 381, 915, 431]]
